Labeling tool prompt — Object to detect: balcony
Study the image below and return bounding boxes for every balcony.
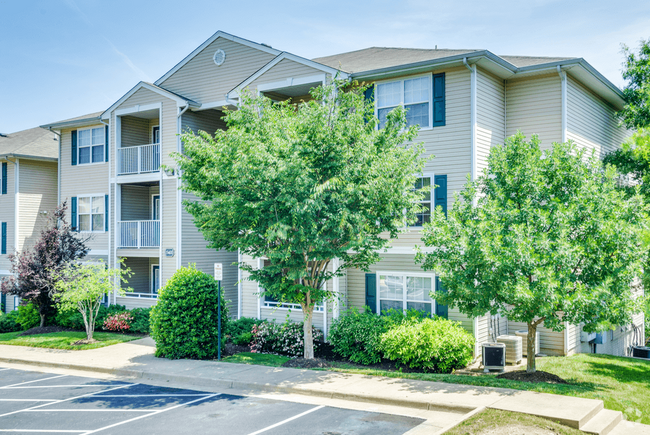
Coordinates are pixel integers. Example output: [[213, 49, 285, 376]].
[[118, 220, 160, 248], [117, 143, 160, 175]]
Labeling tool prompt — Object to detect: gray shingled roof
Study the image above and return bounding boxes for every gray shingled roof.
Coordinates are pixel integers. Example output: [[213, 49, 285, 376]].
[[312, 47, 575, 73], [0, 126, 58, 160]]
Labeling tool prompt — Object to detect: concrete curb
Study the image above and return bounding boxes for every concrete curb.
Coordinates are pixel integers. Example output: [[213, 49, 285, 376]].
[[0, 356, 476, 414], [434, 406, 486, 435]]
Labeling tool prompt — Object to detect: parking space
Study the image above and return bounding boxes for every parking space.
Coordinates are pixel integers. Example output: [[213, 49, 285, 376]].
[[0, 367, 425, 434]]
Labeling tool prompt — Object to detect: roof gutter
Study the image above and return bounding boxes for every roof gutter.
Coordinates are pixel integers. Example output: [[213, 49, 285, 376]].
[[40, 116, 102, 130], [0, 153, 57, 163]]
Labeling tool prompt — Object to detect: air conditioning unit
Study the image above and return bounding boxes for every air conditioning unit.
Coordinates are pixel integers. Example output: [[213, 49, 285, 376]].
[[515, 330, 540, 357], [482, 342, 506, 372], [497, 335, 523, 365], [632, 346, 650, 360], [580, 331, 597, 343]]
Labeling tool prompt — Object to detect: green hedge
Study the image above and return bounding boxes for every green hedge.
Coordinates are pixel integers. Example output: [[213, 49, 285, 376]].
[[226, 317, 263, 346], [250, 320, 323, 357], [150, 265, 228, 360], [0, 311, 20, 333], [56, 304, 126, 331], [380, 317, 475, 373], [17, 304, 40, 330]]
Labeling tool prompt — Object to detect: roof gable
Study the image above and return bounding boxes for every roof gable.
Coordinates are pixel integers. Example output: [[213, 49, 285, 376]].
[[101, 82, 197, 120]]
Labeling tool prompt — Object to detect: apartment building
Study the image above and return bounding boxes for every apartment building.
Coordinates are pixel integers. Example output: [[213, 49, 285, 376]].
[[0, 127, 58, 312], [41, 31, 643, 356]]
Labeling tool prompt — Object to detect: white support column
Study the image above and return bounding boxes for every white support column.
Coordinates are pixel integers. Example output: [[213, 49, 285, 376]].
[[237, 249, 242, 319], [323, 300, 328, 340], [332, 257, 340, 319], [257, 258, 262, 320], [470, 64, 477, 183], [558, 67, 567, 143], [14, 158, 19, 254]]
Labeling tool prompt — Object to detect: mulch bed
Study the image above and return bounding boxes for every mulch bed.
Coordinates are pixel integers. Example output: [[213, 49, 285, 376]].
[[72, 339, 99, 346], [497, 370, 568, 384], [282, 358, 332, 369], [224, 343, 250, 356], [18, 326, 75, 336]]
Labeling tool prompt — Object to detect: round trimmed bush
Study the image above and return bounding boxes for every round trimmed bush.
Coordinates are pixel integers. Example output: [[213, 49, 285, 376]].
[[328, 308, 388, 365], [150, 265, 228, 359], [380, 317, 474, 373]]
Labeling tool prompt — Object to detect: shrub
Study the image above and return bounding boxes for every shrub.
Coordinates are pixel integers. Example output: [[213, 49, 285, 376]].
[[0, 311, 21, 333], [328, 308, 388, 365], [226, 317, 263, 345], [17, 303, 40, 330], [150, 265, 228, 359], [55, 304, 126, 331], [250, 320, 323, 357], [129, 307, 152, 334], [380, 317, 474, 373], [103, 312, 134, 332]]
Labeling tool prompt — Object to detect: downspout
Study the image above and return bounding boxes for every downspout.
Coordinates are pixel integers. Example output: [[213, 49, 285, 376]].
[[176, 103, 190, 272], [464, 57, 480, 358], [4, 157, 18, 256], [557, 65, 567, 143]]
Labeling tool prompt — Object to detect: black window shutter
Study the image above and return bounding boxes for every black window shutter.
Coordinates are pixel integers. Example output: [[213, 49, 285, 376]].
[[365, 273, 377, 314], [434, 174, 447, 217], [1, 292, 5, 314], [71, 130, 78, 166], [71, 197, 77, 231], [105, 125, 109, 162], [435, 277, 448, 319], [432, 73, 446, 127], [105, 194, 109, 232], [1, 162, 7, 194], [1, 222, 6, 254], [363, 84, 375, 103]]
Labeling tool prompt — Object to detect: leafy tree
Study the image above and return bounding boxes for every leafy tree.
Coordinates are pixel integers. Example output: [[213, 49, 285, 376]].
[[174, 81, 427, 359], [55, 260, 131, 341], [619, 39, 650, 130], [0, 202, 89, 327], [418, 133, 647, 372]]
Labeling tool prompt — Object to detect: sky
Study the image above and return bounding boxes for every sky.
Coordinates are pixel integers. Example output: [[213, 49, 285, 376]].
[[1, 0, 649, 133]]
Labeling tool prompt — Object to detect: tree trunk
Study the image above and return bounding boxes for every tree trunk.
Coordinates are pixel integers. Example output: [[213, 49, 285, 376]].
[[526, 322, 537, 373], [303, 305, 314, 359], [39, 314, 45, 328]]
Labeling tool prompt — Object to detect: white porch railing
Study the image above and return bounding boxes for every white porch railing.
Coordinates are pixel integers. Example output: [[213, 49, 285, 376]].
[[117, 143, 160, 175], [124, 292, 158, 299], [118, 220, 160, 248]]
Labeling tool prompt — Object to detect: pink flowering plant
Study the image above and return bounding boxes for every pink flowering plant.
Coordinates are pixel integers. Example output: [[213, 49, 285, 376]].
[[103, 312, 134, 333], [250, 321, 323, 357]]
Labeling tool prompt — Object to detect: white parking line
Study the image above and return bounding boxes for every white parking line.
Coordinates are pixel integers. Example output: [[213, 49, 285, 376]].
[[0, 374, 68, 389], [0, 383, 138, 418], [0, 430, 88, 433], [81, 394, 221, 434], [5, 385, 117, 389], [246, 405, 325, 435], [0, 399, 57, 402], [26, 409, 153, 412], [0, 369, 10, 372], [90, 394, 211, 397]]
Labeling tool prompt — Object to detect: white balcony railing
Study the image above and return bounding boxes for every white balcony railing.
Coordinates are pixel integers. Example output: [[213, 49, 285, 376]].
[[117, 144, 160, 175], [118, 220, 160, 248]]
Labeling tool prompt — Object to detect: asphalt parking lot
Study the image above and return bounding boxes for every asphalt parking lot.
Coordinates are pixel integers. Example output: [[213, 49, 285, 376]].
[[0, 367, 425, 434]]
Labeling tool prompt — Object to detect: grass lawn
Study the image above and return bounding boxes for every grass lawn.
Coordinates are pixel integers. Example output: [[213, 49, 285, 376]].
[[222, 352, 290, 367], [446, 408, 584, 435], [221, 352, 650, 424], [0, 331, 142, 350]]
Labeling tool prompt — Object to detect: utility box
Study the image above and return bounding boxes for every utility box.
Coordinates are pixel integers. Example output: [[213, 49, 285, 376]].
[[497, 335, 523, 365], [515, 330, 540, 357], [632, 346, 650, 360], [482, 343, 506, 372]]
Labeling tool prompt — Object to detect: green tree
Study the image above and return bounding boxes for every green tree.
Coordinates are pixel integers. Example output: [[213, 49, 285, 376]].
[[55, 261, 131, 341], [173, 81, 427, 359], [619, 39, 650, 130], [418, 133, 647, 372]]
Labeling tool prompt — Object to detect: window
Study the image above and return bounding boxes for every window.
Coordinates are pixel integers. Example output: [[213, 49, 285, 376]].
[[78, 127, 105, 165], [378, 273, 434, 315], [377, 76, 431, 129], [78, 196, 104, 232], [260, 259, 324, 312], [412, 176, 432, 227]]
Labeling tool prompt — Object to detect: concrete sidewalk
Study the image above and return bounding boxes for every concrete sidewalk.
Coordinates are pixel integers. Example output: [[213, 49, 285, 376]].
[[0, 338, 647, 435]]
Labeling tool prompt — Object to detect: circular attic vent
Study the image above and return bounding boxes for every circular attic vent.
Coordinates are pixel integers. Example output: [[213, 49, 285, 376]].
[[213, 49, 226, 66]]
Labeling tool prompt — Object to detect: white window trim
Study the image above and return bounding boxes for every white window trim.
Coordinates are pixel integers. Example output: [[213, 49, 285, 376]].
[[375, 73, 433, 131], [77, 194, 106, 234], [410, 172, 434, 229], [152, 125, 160, 144], [151, 264, 160, 294], [376, 271, 436, 316], [258, 258, 325, 313], [77, 126, 106, 166]]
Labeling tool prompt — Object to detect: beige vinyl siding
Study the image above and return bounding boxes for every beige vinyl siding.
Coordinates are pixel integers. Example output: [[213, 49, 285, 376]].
[[507, 319, 565, 356], [17, 160, 58, 252], [0, 159, 15, 272], [387, 67, 472, 249], [160, 177, 177, 285], [120, 185, 152, 220], [59, 126, 109, 253], [476, 68, 505, 173], [159, 38, 276, 104], [566, 75, 630, 158], [248, 58, 325, 91], [122, 256, 151, 294], [505, 74, 562, 148], [345, 254, 474, 335], [181, 109, 226, 139], [181, 192, 239, 317], [120, 116, 150, 147]]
